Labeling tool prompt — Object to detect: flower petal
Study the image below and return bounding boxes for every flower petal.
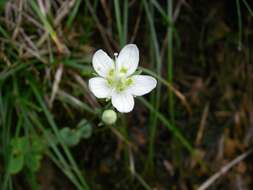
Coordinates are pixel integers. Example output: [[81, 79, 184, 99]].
[[88, 77, 112, 98], [116, 44, 139, 77], [92, 49, 114, 77], [128, 75, 157, 96], [112, 91, 134, 113]]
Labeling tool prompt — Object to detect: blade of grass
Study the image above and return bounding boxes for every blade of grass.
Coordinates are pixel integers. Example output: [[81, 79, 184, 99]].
[[241, 0, 253, 17], [25, 170, 40, 190], [138, 97, 193, 152], [57, 90, 97, 115], [167, 0, 174, 122], [28, 78, 90, 190], [151, 0, 171, 25], [29, 0, 64, 52], [29, 112, 85, 190], [0, 25, 9, 38], [0, 62, 29, 84], [66, 0, 82, 29], [123, 0, 129, 45], [46, 151, 84, 189], [85, 0, 113, 53], [16, 82, 85, 190], [62, 59, 93, 76], [113, 0, 130, 170], [114, 0, 124, 47], [134, 173, 153, 190], [0, 90, 13, 190], [140, 67, 191, 113], [236, 0, 242, 51], [142, 0, 163, 169]]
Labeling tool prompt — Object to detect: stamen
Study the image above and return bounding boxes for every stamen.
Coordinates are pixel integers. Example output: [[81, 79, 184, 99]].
[[120, 67, 128, 74], [126, 78, 133, 86], [105, 65, 133, 92], [108, 69, 115, 77], [114, 52, 118, 58]]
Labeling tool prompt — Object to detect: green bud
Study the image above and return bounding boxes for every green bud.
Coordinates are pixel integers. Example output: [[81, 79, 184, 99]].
[[102, 109, 117, 125]]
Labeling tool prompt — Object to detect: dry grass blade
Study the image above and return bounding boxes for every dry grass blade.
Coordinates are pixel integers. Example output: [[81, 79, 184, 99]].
[[100, 0, 112, 29], [130, 5, 142, 43], [195, 103, 209, 146], [12, 0, 23, 40], [57, 89, 96, 114], [1, 0, 253, 189], [86, 0, 114, 53], [49, 64, 64, 108], [141, 67, 192, 114], [0, 52, 11, 66], [110, 126, 137, 151], [71, 71, 100, 108], [198, 148, 253, 190]]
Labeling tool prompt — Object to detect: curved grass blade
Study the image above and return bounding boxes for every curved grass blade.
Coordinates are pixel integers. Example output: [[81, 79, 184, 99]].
[[138, 97, 193, 153], [28, 78, 90, 190]]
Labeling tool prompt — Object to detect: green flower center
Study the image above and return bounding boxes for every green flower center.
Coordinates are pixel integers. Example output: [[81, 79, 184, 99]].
[[120, 67, 128, 74], [106, 68, 133, 92]]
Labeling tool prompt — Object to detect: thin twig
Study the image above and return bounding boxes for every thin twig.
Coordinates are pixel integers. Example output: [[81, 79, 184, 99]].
[[49, 64, 64, 108], [37, 0, 75, 50], [12, 0, 23, 40], [8, 3, 44, 30], [100, 0, 112, 30], [0, 37, 47, 63], [130, 5, 142, 43], [195, 103, 209, 146], [110, 126, 137, 151], [161, 0, 186, 62], [86, 0, 114, 54], [198, 148, 253, 190], [71, 71, 100, 108]]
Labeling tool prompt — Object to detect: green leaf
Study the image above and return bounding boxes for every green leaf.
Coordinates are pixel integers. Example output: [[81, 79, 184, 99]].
[[43, 129, 59, 146], [58, 119, 92, 147], [31, 135, 46, 153], [25, 135, 45, 172], [25, 153, 42, 172], [8, 137, 28, 174], [77, 119, 92, 139], [8, 153, 25, 174], [60, 127, 80, 146]]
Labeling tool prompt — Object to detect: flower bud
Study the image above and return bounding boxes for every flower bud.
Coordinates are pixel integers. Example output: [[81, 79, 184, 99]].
[[102, 109, 117, 125]]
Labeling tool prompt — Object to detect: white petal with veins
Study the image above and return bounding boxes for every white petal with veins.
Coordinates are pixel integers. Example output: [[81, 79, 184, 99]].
[[88, 77, 112, 98], [111, 91, 134, 113], [92, 49, 114, 77], [116, 44, 139, 77], [128, 75, 157, 96]]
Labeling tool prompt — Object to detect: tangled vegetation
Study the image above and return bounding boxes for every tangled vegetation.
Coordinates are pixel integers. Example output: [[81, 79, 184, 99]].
[[0, 0, 253, 189]]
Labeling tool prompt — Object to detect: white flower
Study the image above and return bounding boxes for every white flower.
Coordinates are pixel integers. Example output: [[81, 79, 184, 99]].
[[88, 44, 157, 113]]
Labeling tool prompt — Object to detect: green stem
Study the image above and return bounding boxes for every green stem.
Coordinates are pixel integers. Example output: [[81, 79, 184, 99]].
[[236, 0, 242, 50], [138, 97, 193, 152], [167, 0, 174, 122], [114, 0, 124, 47], [29, 79, 90, 190], [142, 0, 162, 171]]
